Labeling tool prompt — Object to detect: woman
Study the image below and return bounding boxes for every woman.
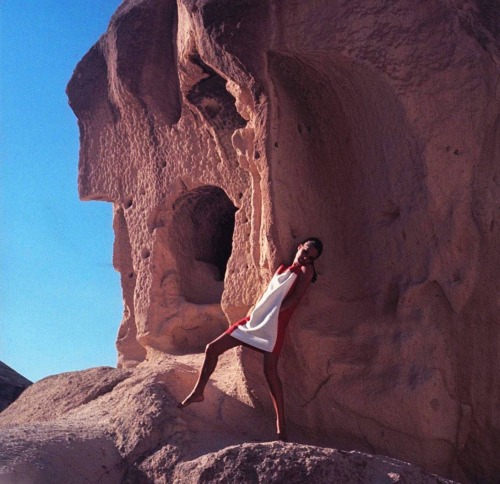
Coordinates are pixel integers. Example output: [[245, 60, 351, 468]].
[[179, 237, 323, 441]]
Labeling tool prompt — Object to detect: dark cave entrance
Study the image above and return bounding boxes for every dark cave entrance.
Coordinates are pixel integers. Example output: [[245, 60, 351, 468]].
[[169, 186, 237, 304]]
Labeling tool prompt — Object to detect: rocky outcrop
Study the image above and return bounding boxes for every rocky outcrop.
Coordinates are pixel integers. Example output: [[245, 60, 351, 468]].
[[0, 361, 31, 412], [172, 443, 453, 484], [63, 0, 500, 482], [0, 363, 455, 483]]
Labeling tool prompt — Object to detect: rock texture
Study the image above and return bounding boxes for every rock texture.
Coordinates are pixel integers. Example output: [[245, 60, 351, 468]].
[[0, 361, 31, 412], [61, 0, 500, 482], [0, 362, 455, 483]]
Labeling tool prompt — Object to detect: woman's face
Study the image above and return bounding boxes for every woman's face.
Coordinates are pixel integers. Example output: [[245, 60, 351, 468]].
[[295, 242, 319, 266]]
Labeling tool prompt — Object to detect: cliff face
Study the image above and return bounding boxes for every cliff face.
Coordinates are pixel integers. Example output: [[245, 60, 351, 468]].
[[66, 0, 500, 481]]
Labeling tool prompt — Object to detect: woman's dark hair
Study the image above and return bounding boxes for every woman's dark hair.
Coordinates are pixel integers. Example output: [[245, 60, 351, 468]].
[[301, 237, 323, 282], [302, 237, 323, 257]]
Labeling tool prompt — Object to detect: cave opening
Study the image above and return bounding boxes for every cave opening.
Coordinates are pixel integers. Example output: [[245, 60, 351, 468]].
[[186, 52, 246, 132], [169, 185, 237, 304]]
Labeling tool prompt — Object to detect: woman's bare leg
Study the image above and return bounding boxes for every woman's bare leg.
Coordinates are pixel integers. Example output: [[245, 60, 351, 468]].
[[263, 352, 287, 441], [179, 333, 241, 408]]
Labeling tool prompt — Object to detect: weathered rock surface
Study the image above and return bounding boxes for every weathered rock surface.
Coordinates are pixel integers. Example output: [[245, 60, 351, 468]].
[[0, 361, 31, 412], [173, 443, 453, 484], [0, 362, 455, 483], [50, 0, 500, 482]]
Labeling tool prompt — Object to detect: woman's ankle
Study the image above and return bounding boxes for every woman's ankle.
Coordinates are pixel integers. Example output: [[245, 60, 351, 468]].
[[178, 391, 205, 408]]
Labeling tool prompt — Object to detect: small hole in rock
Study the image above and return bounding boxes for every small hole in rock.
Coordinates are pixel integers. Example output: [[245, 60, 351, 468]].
[[125, 198, 133, 209], [141, 249, 150, 259], [255, 151, 260, 159]]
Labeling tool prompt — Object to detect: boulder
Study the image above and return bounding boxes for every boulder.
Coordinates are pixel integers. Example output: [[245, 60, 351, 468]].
[[0, 361, 456, 483]]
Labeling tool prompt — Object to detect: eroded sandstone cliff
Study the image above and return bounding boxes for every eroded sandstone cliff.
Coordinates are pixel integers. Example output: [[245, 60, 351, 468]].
[[60, 0, 500, 482]]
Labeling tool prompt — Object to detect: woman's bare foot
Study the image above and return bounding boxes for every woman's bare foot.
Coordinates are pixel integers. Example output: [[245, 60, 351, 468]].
[[177, 392, 205, 409]]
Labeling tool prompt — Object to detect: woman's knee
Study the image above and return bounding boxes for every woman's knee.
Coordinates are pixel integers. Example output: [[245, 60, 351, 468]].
[[205, 338, 226, 358], [205, 342, 218, 358], [205, 334, 241, 362]]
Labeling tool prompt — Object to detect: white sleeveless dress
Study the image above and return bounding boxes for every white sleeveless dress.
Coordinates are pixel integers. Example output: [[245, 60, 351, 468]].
[[226, 264, 302, 354]]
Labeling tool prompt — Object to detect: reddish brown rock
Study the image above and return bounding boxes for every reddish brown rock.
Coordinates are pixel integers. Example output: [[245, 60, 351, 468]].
[[0, 362, 456, 483], [0, 361, 31, 412], [171, 443, 454, 484], [64, 0, 500, 482]]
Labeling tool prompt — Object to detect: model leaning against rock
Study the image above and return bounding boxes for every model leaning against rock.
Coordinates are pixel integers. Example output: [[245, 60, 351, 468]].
[[179, 237, 324, 441]]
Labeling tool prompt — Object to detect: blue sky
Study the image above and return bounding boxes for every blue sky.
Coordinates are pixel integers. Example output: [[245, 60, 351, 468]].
[[1, 1, 123, 382]]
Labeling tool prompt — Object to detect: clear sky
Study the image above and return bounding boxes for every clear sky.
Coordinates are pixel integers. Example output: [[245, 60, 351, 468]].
[[1, 1, 123, 382]]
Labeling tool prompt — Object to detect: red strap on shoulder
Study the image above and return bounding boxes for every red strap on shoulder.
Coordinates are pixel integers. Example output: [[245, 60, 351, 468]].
[[277, 263, 302, 275], [276, 264, 286, 275]]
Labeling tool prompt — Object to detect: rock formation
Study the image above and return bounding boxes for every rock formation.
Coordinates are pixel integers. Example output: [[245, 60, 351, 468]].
[[0, 361, 31, 412], [0, 362, 455, 483], [4, 0, 500, 482]]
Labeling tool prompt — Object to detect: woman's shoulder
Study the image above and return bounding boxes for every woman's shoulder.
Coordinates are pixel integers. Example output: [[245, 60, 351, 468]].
[[301, 263, 315, 277], [276, 262, 313, 278], [276, 263, 300, 275], [276, 263, 289, 275], [288, 262, 314, 278]]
